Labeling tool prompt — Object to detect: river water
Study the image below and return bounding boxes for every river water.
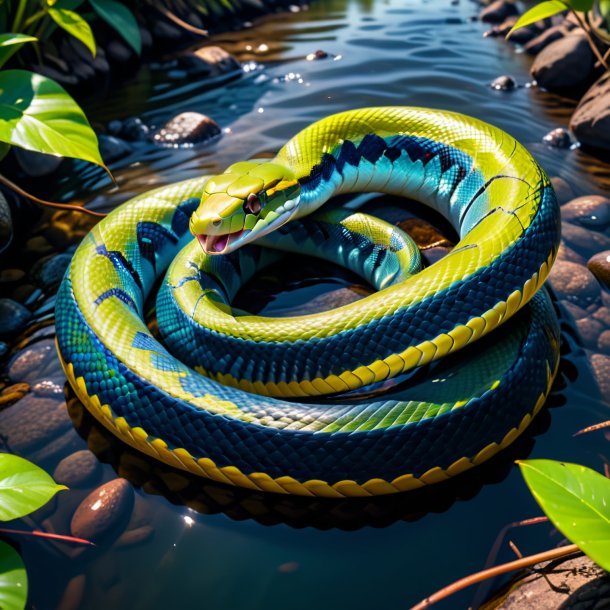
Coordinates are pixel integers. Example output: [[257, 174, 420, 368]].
[[5, 0, 610, 608]]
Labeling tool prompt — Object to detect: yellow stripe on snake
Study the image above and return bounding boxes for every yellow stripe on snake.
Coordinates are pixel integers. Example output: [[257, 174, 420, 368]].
[[55, 107, 561, 498]]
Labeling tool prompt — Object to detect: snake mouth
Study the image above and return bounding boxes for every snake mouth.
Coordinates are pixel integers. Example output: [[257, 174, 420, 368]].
[[197, 230, 246, 255]]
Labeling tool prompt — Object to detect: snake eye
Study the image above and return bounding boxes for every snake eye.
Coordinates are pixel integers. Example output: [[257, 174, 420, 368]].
[[244, 193, 262, 215]]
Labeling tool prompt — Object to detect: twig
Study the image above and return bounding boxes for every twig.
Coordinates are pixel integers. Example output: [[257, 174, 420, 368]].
[[508, 540, 523, 559], [158, 7, 209, 36], [0, 174, 106, 218], [574, 420, 610, 436], [410, 544, 581, 610], [0, 527, 95, 547], [571, 10, 610, 72]]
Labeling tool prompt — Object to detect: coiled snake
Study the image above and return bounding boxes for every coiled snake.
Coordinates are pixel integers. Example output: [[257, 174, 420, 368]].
[[56, 107, 561, 498]]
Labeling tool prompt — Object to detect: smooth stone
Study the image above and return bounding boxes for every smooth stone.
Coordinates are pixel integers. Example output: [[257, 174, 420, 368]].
[[154, 112, 221, 147], [593, 304, 610, 327], [121, 118, 150, 142], [590, 353, 610, 400], [98, 135, 132, 164], [70, 479, 134, 542], [490, 75, 517, 91], [396, 218, 454, 248], [54, 451, 101, 488], [531, 32, 596, 93], [178, 45, 240, 76], [107, 120, 122, 136], [524, 24, 566, 55], [0, 395, 71, 453], [543, 127, 573, 148], [8, 339, 56, 383], [0, 190, 12, 253], [490, 555, 610, 609], [560, 299, 588, 321], [25, 235, 53, 255], [306, 49, 329, 60], [599, 330, 610, 353], [550, 176, 575, 204], [32, 379, 64, 398], [561, 195, 610, 230], [115, 525, 154, 549], [576, 316, 605, 349], [484, 15, 518, 37], [562, 222, 610, 259], [56, 574, 86, 610], [549, 259, 601, 307], [480, 0, 518, 23], [570, 72, 610, 151], [587, 250, 610, 289], [14, 148, 63, 177], [0, 298, 31, 335], [31, 253, 71, 292]]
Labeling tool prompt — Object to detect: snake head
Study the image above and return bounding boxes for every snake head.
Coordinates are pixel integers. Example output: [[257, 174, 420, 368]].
[[190, 161, 301, 255]]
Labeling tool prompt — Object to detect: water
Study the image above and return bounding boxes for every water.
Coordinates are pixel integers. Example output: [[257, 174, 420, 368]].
[[4, 0, 610, 608]]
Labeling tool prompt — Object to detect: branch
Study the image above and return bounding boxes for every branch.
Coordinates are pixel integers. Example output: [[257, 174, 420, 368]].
[[571, 10, 610, 72], [410, 544, 581, 610]]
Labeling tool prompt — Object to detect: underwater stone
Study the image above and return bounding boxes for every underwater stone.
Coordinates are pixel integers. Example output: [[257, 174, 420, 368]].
[[576, 317, 605, 349], [121, 118, 150, 142], [154, 112, 221, 147], [31, 253, 71, 293], [0, 298, 31, 335], [549, 260, 601, 308], [480, 0, 519, 24], [543, 127, 573, 148], [561, 195, 610, 231], [587, 250, 610, 289], [178, 46, 240, 76], [550, 177, 575, 203], [570, 72, 610, 152], [32, 379, 64, 398], [8, 339, 56, 382], [490, 75, 516, 91], [54, 451, 101, 488], [98, 135, 133, 164], [562, 222, 610, 259]]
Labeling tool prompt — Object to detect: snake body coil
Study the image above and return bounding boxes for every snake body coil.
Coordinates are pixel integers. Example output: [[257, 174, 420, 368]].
[[56, 107, 561, 497]]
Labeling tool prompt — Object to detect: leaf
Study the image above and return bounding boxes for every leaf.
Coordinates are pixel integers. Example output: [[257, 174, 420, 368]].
[[0, 70, 106, 168], [0, 34, 37, 70], [0, 454, 66, 521], [89, 0, 141, 55], [48, 7, 96, 57], [519, 459, 610, 571], [0, 541, 27, 610], [564, 0, 595, 10], [507, 0, 569, 37]]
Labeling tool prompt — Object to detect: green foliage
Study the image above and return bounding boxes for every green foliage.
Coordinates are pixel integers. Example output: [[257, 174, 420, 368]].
[[48, 6, 96, 56], [0, 69, 106, 167], [507, 0, 570, 37], [0, 34, 37, 69], [89, 0, 141, 55], [0, 454, 66, 521], [0, 542, 26, 610], [519, 459, 610, 571]]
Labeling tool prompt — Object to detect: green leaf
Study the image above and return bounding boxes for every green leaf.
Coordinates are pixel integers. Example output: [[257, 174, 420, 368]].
[[0, 70, 106, 168], [48, 7, 96, 57], [507, 0, 568, 37], [0, 454, 66, 521], [0, 34, 37, 70], [89, 0, 141, 55], [599, 0, 610, 17], [0, 541, 27, 610], [564, 0, 594, 10], [519, 459, 610, 571]]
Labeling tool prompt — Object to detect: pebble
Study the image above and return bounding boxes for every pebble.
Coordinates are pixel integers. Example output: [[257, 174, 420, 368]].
[[576, 317, 605, 349], [154, 112, 221, 147], [115, 525, 154, 549], [593, 304, 610, 327], [480, 0, 519, 24], [561, 222, 610, 259], [31, 253, 71, 292], [524, 24, 566, 55], [98, 135, 133, 164], [54, 451, 101, 488], [599, 330, 610, 353], [543, 127, 573, 148], [587, 250, 610, 289], [14, 148, 63, 177], [25, 235, 53, 255], [120, 117, 150, 142], [56, 574, 86, 610], [306, 49, 329, 60], [0, 298, 31, 335], [8, 339, 56, 382], [397, 218, 454, 249], [550, 176, 575, 204], [490, 75, 517, 91], [549, 259, 601, 307], [555, 240, 585, 265], [0, 269, 25, 283], [178, 45, 240, 76], [32, 379, 64, 398], [70, 479, 134, 542], [561, 195, 610, 231], [590, 353, 610, 401]]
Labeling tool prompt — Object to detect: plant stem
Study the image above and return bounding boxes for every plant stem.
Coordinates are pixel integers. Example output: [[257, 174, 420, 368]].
[[0, 528, 95, 547], [571, 9, 610, 72], [410, 544, 581, 610], [11, 0, 28, 32], [22, 9, 45, 30]]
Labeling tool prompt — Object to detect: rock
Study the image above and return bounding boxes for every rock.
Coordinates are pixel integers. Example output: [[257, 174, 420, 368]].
[[524, 24, 566, 55], [490, 75, 517, 91], [0, 298, 31, 335], [306, 49, 329, 60], [599, 329, 610, 353], [121, 118, 150, 142], [32, 379, 64, 398], [549, 260, 601, 307], [550, 176, 575, 204], [25, 235, 53, 255], [178, 46, 240, 76], [0, 269, 25, 284], [590, 353, 610, 400], [0, 191, 12, 253], [543, 127, 573, 148], [151, 19, 183, 44], [56, 574, 86, 610], [29, 64, 78, 87], [593, 304, 610, 326], [588, 250, 610, 289], [570, 72, 610, 151], [576, 317, 605, 348], [54, 451, 101, 488], [97, 135, 132, 164], [561, 195, 610, 230], [489, 555, 610, 609], [107, 120, 123, 136], [562, 222, 610, 259], [531, 32, 596, 93], [396, 218, 453, 249], [70, 479, 134, 542], [480, 0, 519, 24], [31, 253, 71, 292], [8, 339, 56, 383], [14, 148, 63, 177], [488, 16, 540, 43], [106, 39, 136, 65], [154, 112, 221, 147], [115, 525, 154, 549]]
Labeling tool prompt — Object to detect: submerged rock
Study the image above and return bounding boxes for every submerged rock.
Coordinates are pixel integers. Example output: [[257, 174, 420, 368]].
[[121, 118, 150, 142], [480, 0, 519, 24], [154, 112, 221, 147], [531, 32, 596, 93], [8, 339, 56, 383], [0, 298, 31, 335], [570, 72, 610, 151], [98, 135, 133, 164], [588, 250, 610, 289], [561, 195, 610, 231], [54, 451, 101, 488], [543, 127, 573, 148], [490, 75, 517, 91], [178, 46, 240, 76], [31, 253, 71, 293], [524, 24, 566, 55], [549, 259, 601, 307]]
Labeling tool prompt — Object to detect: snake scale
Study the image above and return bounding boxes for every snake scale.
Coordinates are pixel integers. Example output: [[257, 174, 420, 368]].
[[56, 107, 561, 498]]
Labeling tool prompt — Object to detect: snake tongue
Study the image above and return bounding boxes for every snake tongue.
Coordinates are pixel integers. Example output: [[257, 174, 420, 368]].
[[197, 231, 244, 254]]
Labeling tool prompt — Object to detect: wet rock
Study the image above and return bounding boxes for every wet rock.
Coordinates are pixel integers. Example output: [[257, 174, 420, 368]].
[[560, 300, 587, 321], [397, 218, 453, 249], [31, 253, 71, 292], [570, 72, 610, 151], [32, 379, 64, 398], [490, 555, 610, 609], [154, 112, 221, 147], [121, 118, 150, 142], [0, 298, 31, 335], [178, 46, 240, 76], [0, 395, 72, 453], [562, 222, 610, 259], [599, 330, 610, 353], [151, 19, 183, 44], [115, 525, 154, 549], [31, 64, 78, 88], [14, 148, 63, 177], [590, 353, 610, 401], [490, 75, 517, 91], [531, 32, 596, 93], [549, 259, 601, 307], [54, 451, 101, 488], [488, 16, 540, 43], [306, 49, 329, 60], [561, 195, 610, 230], [576, 317, 605, 348], [480, 0, 519, 23], [543, 127, 573, 148], [56, 574, 86, 610], [106, 39, 137, 66], [98, 135, 132, 164], [0, 191, 12, 253], [524, 24, 566, 55], [587, 250, 610, 289], [107, 120, 122, 136], [8, 339, 56, 383], [70, 479, 134, 543], [550, 176, 575, 204], [25, 235, 53, 255]]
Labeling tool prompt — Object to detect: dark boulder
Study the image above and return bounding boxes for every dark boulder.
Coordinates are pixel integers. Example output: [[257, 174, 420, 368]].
[[570, 72, 610, 151], [154, 112, 222, 147]]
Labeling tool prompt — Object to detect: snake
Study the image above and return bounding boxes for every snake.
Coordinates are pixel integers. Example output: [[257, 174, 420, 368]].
[[55, 107, 562, 498]]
